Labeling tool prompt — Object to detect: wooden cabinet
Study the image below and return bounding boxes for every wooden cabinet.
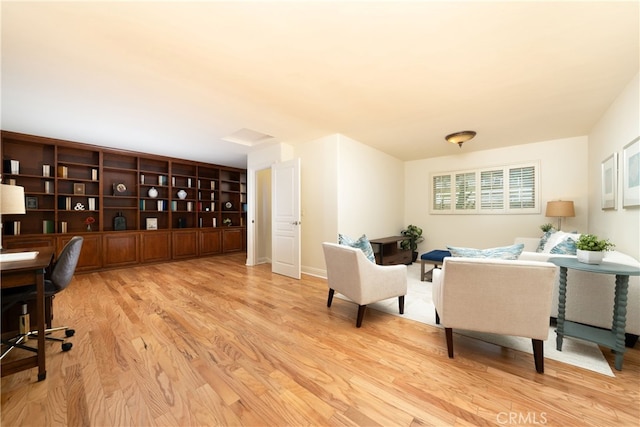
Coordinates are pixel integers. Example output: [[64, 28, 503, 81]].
[[223, 228, 245, 253], [199, 229, 222, 256], [141, 231, 172, 263], [1, 131, 247, 271], [172, 230, 198, 259], [103, 233, 139, 268], [369, 236, 412, 265], [60, 233, 103, 272]]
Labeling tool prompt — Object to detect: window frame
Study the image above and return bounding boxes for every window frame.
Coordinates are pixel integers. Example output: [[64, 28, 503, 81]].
[[430, 161, 540, 215]]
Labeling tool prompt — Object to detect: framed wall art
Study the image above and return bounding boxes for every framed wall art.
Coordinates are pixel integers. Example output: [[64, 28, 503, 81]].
[[73, 182, 85, 195], [25, 196, 38, 210], [601, 153, 617, 210], [622, 136, 640, 207]]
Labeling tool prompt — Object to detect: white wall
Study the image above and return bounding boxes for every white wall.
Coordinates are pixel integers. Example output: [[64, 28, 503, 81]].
[[404, 136, 589, 253], [297, 134, 404, 275], [587, 73, 640, 258]]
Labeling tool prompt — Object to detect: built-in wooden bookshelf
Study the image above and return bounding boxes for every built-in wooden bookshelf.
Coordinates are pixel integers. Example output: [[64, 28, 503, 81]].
[[1, 131, 247, 271]]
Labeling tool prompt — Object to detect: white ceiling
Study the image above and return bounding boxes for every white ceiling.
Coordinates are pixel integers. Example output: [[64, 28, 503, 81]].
[[2, 1, 638, 169]]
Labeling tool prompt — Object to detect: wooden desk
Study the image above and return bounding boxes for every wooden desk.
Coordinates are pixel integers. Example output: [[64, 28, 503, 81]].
[[1, 247, 54, 381], [549, 257, 640, 371]]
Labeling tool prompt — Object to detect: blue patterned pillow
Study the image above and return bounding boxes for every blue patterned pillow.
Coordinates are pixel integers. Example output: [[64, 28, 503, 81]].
[[338, 234, 376, 263], [537, 230, 556, 252], [549, 235, 578, 255], [447, 243, 525, 260]]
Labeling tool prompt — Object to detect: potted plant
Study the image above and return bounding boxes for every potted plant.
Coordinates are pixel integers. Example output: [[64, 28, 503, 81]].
[[400, 224, 424, 263], [575, 234, 615, 264]]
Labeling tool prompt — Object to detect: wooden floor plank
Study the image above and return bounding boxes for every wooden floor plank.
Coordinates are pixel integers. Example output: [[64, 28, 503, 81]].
[[2, 253, 639, 426]]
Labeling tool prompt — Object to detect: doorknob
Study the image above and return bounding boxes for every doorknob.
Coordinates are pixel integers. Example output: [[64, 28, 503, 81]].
[[292, 221, 301, 225]]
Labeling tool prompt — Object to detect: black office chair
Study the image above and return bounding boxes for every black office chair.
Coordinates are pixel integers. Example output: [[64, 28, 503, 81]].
[[1, 236, 83, 358]]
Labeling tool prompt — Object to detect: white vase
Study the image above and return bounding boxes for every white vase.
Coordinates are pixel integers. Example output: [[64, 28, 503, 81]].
[[147, 187, 158, 198], [577, 249, 604, 264], [177, 189, 187, 199]]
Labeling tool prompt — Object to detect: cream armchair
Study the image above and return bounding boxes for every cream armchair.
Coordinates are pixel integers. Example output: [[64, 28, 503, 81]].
[[322, 242, 407, 327], [432, 257, 558, 373]]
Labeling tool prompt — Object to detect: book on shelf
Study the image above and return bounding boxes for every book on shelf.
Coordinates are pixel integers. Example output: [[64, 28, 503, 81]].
[[187, 178, 192, 188], [140, 199, 146, 210], [44, 181, 53, 194], [171, 201, 177, 211], [88, 197, 96, 210], [60, 221, 68, 233], [91, 168, 98, 181], [140, 174, 145, 184], [157, 200, 163, 211], [43, 220, 55, 234], [42, 164, 51, 177], [187, 201, 193, 212], [213, 218, 217, 227], [211, 181, 215, 190], [57, 165, 68, 178], [4, 221, 21, 235], [3, 159, 20, 174], [58, 196, 72, 210]]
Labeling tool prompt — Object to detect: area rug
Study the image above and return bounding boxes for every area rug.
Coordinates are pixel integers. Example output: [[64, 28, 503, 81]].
[[342, 263, 615, 377]]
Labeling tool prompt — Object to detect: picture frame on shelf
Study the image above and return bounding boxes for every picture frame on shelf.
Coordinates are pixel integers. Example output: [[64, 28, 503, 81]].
[[146, 217, 158, 230], [73, 182, 86, 195], [622, 136, 640, 208], [26, 196, 38, 210], [601, 153, 617, 210]]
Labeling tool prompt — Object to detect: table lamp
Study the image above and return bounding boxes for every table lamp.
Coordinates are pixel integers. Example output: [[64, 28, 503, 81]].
[[545, 200, 575, 231], [0, 183, 26, 250]]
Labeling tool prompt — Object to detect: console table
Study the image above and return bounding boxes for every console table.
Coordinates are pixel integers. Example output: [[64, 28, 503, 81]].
[[549, 257, 640, 371], [369, 236, 411, 265]]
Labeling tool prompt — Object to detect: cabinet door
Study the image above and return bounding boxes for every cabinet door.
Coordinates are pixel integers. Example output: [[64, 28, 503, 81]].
[[141, 231, 172, 263], [103, 233, 139, 268], [172, 230, 198, 259], [222, 228, 245, 253], [58, 234, 103, 272], [199, 229, 222, 256]]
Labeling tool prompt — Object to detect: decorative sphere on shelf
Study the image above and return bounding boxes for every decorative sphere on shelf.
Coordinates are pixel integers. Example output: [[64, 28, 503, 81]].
[[177, 189, 187, 199], [148, 187, 158, 198]]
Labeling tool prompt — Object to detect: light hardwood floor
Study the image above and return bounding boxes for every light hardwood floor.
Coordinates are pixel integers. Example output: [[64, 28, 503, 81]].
[[2, 253, 639, 426]]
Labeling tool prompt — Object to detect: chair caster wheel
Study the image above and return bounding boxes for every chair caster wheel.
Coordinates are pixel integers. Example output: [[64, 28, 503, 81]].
[[65, 329, 75, 337], [62, 342, 73, 352]]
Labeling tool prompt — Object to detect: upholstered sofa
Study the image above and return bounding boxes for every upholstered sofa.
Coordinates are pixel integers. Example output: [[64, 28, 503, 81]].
[[515, 236, 640, 342]]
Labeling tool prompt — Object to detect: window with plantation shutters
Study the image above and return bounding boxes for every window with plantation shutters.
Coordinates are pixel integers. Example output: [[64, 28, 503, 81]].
[[508, 166, 536, 210], [455, 172, 475, 210], [480, 169, 504, 211], [432, 174, 451, 211], [430, 162, 539, 214]]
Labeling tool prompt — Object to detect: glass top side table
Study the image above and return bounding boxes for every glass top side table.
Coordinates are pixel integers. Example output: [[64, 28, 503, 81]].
[[549, 257, 640, 371]]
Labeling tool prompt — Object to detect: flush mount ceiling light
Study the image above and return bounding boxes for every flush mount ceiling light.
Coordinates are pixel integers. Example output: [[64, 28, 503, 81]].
[[445, 130, 476, 148], [222, 128, 274, 147]]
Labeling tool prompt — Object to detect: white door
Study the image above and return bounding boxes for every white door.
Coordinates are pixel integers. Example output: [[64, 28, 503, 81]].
[[272, 159, 301, 279]]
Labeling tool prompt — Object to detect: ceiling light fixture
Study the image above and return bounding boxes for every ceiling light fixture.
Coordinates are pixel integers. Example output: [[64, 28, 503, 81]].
[[445, 130, 476, 148]]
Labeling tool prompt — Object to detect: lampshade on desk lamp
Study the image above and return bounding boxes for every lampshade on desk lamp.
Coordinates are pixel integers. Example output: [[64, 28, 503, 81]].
[[545, 200, 575, 231], [0, 183, 26, 250]]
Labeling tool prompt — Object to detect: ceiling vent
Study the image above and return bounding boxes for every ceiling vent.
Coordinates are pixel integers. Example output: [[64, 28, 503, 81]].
[[222, 128, 274, 147]]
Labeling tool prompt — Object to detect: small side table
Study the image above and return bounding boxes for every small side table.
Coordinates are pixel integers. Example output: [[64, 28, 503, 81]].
[[549, 257, 640, 371]]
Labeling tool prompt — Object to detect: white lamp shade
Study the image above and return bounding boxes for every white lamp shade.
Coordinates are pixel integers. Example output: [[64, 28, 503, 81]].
[[0, 184, 26, 214]]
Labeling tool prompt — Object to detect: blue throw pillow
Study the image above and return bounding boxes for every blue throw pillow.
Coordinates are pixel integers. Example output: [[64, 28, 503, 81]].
[[447, 243, 525, 260], [537, 230, 556, 252], [338, 234, 376, 263]]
